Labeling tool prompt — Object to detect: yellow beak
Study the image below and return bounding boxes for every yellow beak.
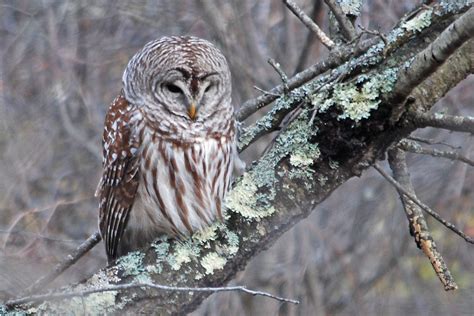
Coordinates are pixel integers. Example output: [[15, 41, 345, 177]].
[[187, 103, 197, 120]]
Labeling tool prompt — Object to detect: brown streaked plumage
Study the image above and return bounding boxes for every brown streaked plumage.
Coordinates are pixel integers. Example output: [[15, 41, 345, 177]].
[[96, 36, 239, 262]]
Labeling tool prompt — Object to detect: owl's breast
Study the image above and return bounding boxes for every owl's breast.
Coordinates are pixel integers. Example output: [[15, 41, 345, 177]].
[[127, 127, 235, 241]]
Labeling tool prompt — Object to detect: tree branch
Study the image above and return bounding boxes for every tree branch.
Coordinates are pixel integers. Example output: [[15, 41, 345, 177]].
[[387, 148, 457, 291], [390, 6, 474, 106], [8, 282, 299, 307], [399, 139, 474, 166], [324, 0, 357, 40], [283, 0, 335, 49], [373, 163, 474, 245], [25, 232, 102, 295], [409, 111, 474, 134]]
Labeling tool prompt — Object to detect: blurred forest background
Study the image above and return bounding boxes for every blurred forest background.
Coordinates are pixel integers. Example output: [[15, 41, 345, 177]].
[[0, 0, 473, 315]]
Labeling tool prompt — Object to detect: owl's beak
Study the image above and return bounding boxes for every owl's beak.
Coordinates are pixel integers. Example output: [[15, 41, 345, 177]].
[[187, 103, 197, 121]]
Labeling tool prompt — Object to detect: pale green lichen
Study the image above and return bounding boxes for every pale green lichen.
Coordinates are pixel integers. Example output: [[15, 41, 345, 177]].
[[226, 173, 275, 219], [311, 67, 398, 122], [117, 251, 146, 277], [439, 1, 472, 14], [193, 221, 220, 243], [201, 252, 227, 275], [223, 230, 240, 255], [257, 223, 266, 236], [402, 9, 433, 33], [329, 159, 339, 170], [231, 108, 321, 219], [290, 143, 321, 168], [318, 175, 329, 186], [337, 0, 362, 16], [152, 237, 170, 259], [151, 222, 240, 275], [166, 241, 200, 271], [33, 269, 124, 315], [238, 95, 294, 151]]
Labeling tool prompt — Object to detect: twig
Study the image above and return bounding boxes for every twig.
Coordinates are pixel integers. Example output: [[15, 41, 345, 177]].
[[399, 139, 474, 167], [388, 148, 458, 291], [407, 136, 460, 149], [283, 0, 335, 49], [7, 281, 300, 307], [268, 58, 289, 93], [293, 1, 322, 73], [357, 24, 388, 46], [373, 164, 474, 244], [253, 86, 280, 97], [324, 0, 357, 40], [409, 112, 474, 134], [0, 229, 83, 243], [25, 231, 102, 295]]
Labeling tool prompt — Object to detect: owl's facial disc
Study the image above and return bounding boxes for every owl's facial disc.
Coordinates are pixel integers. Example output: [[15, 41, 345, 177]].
[[160, 69, 221, 122]]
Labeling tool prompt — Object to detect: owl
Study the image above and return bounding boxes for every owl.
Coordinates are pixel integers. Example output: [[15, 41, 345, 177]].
[[96, 36, 238, 262]]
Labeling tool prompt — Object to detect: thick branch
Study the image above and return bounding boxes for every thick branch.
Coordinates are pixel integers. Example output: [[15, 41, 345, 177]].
[[390, 6, 474, 105], [409, 112, 474, 134]]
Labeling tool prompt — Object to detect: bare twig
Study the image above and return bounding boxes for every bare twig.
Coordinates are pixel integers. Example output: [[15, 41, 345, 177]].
[[268, 58, 289, 93], [409, 112, 474, 134], [324, 0, 357, 40], [283, 0, 335, 49], [293, 1, 323, 73], [407, 136, 460, 149], [253, 86, 280, 96], [357, 24, 388, 45], [373, 163, 474, 244], [25, 231, 102, 295], [399, 139, 474, 166], [8, 281, 299, 307], [0, 229, 83, 244], [388, 148, 458, 291]]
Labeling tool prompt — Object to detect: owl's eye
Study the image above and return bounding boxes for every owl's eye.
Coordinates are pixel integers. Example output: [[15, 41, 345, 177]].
[[165, 83, 182, 94], [204, 84, 213, 93]]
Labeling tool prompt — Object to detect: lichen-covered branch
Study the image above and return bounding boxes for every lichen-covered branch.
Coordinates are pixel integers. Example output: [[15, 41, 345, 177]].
[[389, 6, 474, 106], [5, 2, 474, 315], [387, 148, 458, 291]]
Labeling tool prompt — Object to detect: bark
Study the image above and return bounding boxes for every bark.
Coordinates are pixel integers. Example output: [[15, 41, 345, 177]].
[[5, 2, 474, 315]]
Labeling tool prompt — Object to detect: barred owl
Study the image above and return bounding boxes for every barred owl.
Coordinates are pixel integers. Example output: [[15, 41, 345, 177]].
[[96, 36, 238, 262]]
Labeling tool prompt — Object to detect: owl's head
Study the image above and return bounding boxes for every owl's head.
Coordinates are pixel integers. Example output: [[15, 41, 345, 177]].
[[122, 36, 232, 124]]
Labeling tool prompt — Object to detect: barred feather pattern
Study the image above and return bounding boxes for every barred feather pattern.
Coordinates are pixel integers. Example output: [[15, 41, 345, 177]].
[[96, 36, 237, 262]]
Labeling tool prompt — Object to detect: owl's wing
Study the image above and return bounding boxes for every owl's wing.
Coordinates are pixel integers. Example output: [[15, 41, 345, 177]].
[[96, 93, 141, 262]]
